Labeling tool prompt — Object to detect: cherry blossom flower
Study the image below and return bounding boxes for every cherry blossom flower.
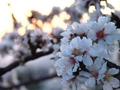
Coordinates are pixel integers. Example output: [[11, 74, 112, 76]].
[[62, 75, 83, 90], [87, 16, 120, 49], [102, 68, 120, 90], [54, 56, 79, 76], [54, 15, 120, 90], [80, 58, 107, 88]]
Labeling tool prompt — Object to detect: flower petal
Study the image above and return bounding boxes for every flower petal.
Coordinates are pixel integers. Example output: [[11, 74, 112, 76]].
[[85, 77, 95, 88], [98, 16, 108, 29], [80, 71, 92, 77], [104, 22, 116, 34], [83, 54, 93, 66], [94, 58, 102, 70], [105, 35, 115, 45], [72, 82, 77, 90], [75, 55, 83, 62], [103, 81, 113, 90], [98, 40, 106, 49], [108, 68, 119, 75], [110, 77, 120, 88], [87, 31, 97, 40], [99, 62, 107, 74]]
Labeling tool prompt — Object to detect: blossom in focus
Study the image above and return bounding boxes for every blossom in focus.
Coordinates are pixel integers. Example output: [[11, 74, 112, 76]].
[[87, 16, 120, 49], [102, 68, 120, 90], [54, 15, 120, 90]]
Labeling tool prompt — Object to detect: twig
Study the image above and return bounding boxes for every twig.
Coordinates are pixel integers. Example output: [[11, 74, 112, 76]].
[[0, 48, 53, 77], [0, 73, 57, 90]]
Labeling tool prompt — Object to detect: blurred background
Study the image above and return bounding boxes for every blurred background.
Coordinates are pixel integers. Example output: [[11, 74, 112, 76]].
[[0, 0, 75, 40], [0, 0, 120, 90], [1, 0, 120, 39]]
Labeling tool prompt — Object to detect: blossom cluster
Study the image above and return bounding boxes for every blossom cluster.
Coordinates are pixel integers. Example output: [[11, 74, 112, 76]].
[[0, 30, 19, 56], [13, 28, 52, 60], [54, 16, 120, 90], [0, 28, 52, 61]]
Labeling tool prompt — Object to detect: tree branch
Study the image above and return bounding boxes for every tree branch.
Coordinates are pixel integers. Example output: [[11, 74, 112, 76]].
[[0, 48, 53, 77], [0, 73, 57, 90]]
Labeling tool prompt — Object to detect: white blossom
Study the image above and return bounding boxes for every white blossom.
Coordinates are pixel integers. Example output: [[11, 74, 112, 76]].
[[88, 16, 120, 49], [102, 68, 120, 90]]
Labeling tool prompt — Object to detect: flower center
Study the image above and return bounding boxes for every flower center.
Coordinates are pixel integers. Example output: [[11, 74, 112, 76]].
[[92, 70, 99, 78], [96, 30, 105, 39], [69, 33, 77, 40], [104, 73, 112, 81], [73, 48, 81, 56], [70, 58, 76, 64]]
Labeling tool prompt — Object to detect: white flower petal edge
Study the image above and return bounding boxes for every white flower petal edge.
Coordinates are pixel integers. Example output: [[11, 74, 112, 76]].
[[85, 77, 95, 88]]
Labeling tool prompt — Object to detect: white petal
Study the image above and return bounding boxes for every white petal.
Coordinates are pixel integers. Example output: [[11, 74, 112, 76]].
[[108, 68, 119, 75], [98, 62, 107, 74], [80, 23, 89, 32], [88, 46, 99, 57], [103, 81, 113, 90], [72, 82, 77, 90], [112, 34, 120, 40], [80, 37, 92, 52], [62, 75, 75, 81], [104, 22, 116, 34], [72, 22, 81, 29], [75, 55, 83, 62], [108, 34, 120, 41], [87, 31, 97, 40], [90, 22, 100, 32], [80, 71, 92, 77], [85, 77, 95, 88], [70, 36, 81, 48], [98, 40, 106, 49], [61, 37, 69, 44], [66, 25, 73, 31], [98, 16, 108, 27], [83, 54, 93, 66], [75, 28, 84, 34], [73, 63, 79, 72], [60, 45, 72, 57], [76, 78, 81, 89], [97, 74, 105, 82], [110, 77, 120, 88], [94, 58, 102, 70], [105, 35, 115, 45]]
